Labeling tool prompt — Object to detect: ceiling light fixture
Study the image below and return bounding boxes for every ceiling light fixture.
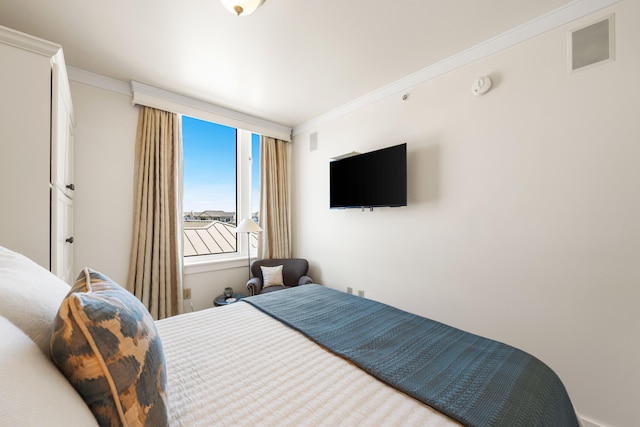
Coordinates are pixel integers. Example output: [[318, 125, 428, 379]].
[[220, 0, 265, 16]]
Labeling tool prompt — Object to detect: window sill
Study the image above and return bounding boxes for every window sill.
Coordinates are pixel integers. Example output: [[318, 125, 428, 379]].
[[183, 254, 255, 275]]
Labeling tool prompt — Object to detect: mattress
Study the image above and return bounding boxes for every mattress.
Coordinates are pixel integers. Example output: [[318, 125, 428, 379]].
[[156, 301, 460, 426]]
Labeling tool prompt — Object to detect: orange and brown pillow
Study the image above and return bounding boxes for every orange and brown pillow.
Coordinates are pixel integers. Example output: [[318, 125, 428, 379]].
[[50, 268, 168, 427]]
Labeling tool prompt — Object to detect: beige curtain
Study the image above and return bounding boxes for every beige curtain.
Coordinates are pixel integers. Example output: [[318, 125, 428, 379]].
[[259, 136, 291, 259], [127, 106, 183, 320]]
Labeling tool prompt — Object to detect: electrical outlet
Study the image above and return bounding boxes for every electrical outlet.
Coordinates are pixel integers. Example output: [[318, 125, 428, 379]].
[[183, 288, 192, 299], [347, 287, 353, 294], [358, 290, 364, 297]]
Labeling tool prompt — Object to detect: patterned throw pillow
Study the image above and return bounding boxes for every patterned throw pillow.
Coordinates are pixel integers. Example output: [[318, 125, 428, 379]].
[[50, 268, 169, 427], [261, 265, 285, 287]]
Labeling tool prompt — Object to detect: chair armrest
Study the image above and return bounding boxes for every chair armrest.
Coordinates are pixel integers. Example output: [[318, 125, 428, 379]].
[[298, 276, 313, 286], [246, 277, 263, 296]]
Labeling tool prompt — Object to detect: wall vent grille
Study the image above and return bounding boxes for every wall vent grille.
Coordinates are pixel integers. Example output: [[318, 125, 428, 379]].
[[569, 15, 615, 73]]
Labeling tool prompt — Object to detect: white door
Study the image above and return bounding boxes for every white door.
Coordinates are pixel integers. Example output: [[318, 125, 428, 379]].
[[51, 188, 74, 284], [51, 62, 75, 199]]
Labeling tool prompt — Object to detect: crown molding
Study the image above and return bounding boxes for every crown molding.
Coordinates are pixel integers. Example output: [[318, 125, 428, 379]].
[[66, 67, 292, 140], [292, 0, 622, 136], [67, 67, 132, 96], [0, 24, 60, 58]]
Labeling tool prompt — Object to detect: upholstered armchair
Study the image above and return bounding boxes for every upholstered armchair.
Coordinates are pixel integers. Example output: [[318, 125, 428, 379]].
[[246, 258, 313, 296]]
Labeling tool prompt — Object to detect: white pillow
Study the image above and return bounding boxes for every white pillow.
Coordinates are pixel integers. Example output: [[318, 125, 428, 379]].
[[0, 315, 99, 426], [261, 265, 284, 288], [0, 245, 71, 356]]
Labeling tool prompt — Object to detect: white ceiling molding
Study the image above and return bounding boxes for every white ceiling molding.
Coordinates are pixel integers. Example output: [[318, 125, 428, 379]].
[[0, 24, 60, 58], [67, 67, 132, 96], [292, 0, 622, 136], [66, 68, 292, 141], [131, 81, 292, 142], [0, 24, 72, 102]]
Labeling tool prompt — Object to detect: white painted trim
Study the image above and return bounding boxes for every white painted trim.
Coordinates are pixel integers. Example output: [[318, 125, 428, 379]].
[[0, 24, 60, 58], [183, 255, 248, 275], [131, 81, 292, 141], [292, 0, 622, 136], [66, 68, 292, 140], [67, 67, 132, 96], [0, 25, 73, 117]]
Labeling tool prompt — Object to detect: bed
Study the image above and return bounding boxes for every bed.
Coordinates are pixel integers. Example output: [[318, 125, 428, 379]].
[[0, 244, 579, 426]]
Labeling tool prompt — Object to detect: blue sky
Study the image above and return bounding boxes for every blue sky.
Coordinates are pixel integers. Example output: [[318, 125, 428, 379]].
[[182, 116, 260, 213]]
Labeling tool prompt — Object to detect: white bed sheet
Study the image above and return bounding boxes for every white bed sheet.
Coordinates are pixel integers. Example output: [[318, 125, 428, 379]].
[[156, 301, 461, 427]]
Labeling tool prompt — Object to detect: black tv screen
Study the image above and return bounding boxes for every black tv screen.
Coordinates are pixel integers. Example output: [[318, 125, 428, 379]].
[[330, 143, 407, 209]]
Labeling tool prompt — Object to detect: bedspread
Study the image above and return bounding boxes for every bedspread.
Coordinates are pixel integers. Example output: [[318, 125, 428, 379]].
[[156, 301, 459, 426], [245, 285, 579, 427]]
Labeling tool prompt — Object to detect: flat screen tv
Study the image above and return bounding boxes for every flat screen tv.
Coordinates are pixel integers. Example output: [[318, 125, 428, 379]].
[[330, 143, 407, 209]]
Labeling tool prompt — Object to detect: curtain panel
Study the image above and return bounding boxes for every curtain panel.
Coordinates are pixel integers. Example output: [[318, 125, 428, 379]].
[[259, 136, 291, 259], [127, 106, 183, 320]]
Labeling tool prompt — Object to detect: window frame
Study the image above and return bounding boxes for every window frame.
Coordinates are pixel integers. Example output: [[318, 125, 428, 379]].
[[182, 124, 259, 275]]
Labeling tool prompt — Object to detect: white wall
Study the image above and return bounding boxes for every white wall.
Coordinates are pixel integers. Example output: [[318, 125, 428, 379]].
[[71, 82, 137, 285], [291, 3, 639, 427]]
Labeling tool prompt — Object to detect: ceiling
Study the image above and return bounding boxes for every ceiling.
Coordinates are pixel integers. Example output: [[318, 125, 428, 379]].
[[0, 0, 574, 129]]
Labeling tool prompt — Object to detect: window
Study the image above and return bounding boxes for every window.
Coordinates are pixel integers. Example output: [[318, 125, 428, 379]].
[[182, 115, 260, 265]]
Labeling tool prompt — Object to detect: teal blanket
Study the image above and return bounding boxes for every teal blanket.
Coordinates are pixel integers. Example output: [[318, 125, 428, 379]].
[[244, 285, 578, 427]]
